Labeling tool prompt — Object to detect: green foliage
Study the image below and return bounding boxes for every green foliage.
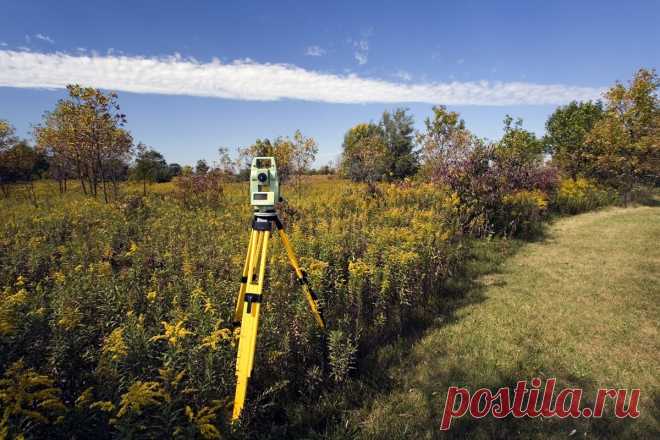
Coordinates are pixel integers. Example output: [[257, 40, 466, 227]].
[[544, 100, 604, 177], [340, 108, 418, 182], [195, 159, 210, 175], [131, 144, 171, 190], [340, 123, 387, 182], [496, 115, 544, 165], [380, 108, 418, 180], [327, 330, 357, 384]]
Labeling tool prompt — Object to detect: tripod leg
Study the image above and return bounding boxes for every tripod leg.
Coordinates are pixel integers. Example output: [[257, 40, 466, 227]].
[[276, 226, 325, 329], [232, 229, 270, 421], [233, 229, 256, 324]]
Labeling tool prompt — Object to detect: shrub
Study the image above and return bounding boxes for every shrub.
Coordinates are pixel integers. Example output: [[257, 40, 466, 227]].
[[173, 170, 224, 208], [553, 177, 614, 214], [498, 189, 549, 237]]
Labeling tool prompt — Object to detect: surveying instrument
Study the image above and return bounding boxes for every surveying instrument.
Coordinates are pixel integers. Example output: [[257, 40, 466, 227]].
[[231, 157, 325, 421]]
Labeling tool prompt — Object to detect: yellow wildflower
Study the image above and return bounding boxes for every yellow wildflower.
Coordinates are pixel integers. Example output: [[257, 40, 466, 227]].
[[203, 297, 214, 314], [185, 401, 223, 439], [75, 387, 94, 409], [57, 308, 82, 331], [52, 271, 65, 284], [102, 327, 128, 361], [90, 401, 116, 412], [126, 241, 139, 257], [200, 328, 232, 350], [116, 381, 169, 418], [146, 290, 157, 302], [97, 261, 112, 276], [149, 320, 193, 347], [191, 286, 204, 299]]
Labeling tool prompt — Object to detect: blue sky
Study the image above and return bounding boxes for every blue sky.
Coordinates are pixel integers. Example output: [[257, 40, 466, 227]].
[[1, 0, 658, 166]]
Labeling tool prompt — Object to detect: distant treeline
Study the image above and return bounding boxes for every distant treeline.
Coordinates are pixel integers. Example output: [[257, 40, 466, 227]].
[[1, 68, 658, 205]]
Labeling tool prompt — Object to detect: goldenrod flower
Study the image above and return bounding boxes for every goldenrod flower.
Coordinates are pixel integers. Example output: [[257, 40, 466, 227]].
[[116, 381, 169, 418], [149, 320, 193, 347], [200, 328, 232, 350], [146, 290, 157, 302], [102, 327, 128, 361], [126, 241, 139, 257]]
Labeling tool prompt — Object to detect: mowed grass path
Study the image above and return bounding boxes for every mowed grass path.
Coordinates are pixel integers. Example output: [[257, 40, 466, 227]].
[[355, 205, 659, 439]]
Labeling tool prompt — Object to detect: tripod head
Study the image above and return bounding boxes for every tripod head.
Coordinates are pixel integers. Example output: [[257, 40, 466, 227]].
[[250, 157, 280, 212]]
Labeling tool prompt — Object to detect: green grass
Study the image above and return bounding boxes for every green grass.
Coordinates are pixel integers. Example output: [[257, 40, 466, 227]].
[[345, 204, 659, 439]]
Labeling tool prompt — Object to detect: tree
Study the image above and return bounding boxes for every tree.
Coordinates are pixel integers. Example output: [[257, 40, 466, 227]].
[[238, 137, 295, 182], [291, 130, 318, 192], [496, 115, 544, 165], [494, 116, 557, 195], [380, 108, 418, 180], [168, 163, 182, 178], [34, 85, 133, 202], [584, 68, 660, 203], [0, 140, 41, 203], [132, 143, 169, 195], [544, 101, 604, 177], [417, 105, 475, 179], [0, 120, 17, 151], [215, 147, 236, 176], [195, 159, 210, 175], [340, 123, 387, 182]]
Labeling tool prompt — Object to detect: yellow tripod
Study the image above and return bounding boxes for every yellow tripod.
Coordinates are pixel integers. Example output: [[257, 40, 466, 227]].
[[231, 212, 325, 421]]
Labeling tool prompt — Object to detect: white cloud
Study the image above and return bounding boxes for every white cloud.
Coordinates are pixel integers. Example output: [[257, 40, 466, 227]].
[[0, 42, 7, 47], [305, 45, 325, 56], [457, 58, 465, 65], [34, 33, 55, 44], [0, 50, 604, 105]]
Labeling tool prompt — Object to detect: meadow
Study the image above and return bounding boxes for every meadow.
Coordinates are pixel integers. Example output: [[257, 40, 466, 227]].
[[0, 177, 471, 439]]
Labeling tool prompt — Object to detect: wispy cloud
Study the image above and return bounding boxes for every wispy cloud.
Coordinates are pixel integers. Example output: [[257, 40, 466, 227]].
[[0, 42, 7, 47], [352, 38, 369, 65], [393, 70, 412, 81], [34, 33, 55, 44], [305, 45, 325, 56], [457, 58, 465, 65], [0, 50, 604, 105]]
